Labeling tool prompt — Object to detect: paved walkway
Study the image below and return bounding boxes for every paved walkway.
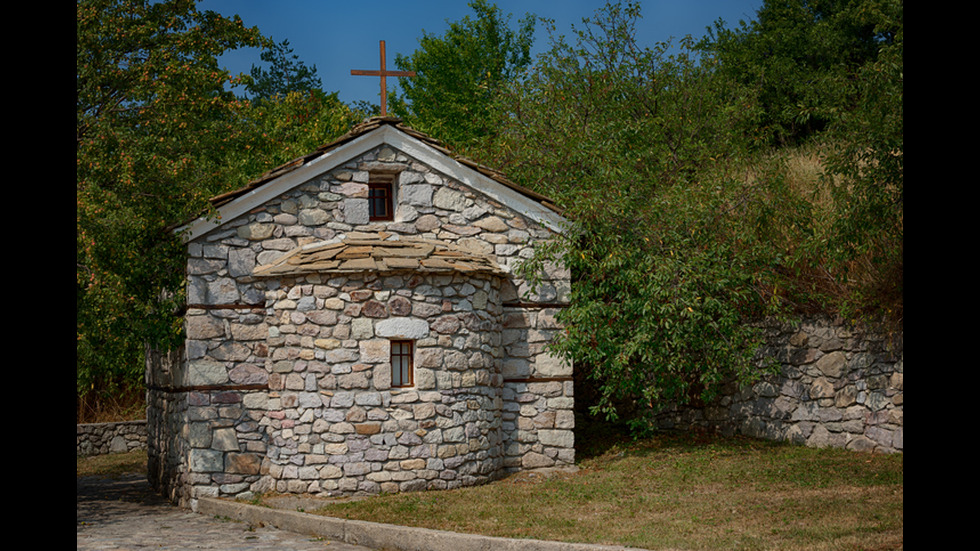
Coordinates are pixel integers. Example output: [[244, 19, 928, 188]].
[[76, 474, 373, 550], [77, 473, 638, 551]]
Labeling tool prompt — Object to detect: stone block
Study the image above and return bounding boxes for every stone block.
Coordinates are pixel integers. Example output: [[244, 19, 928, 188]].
[[413, 402, 436, 420], [355, 422, 382, 435], [376, 317, 430, 339], [416, 348, 443, 368], [351, 318, 374, 339], [809, 378, 835, 400], [188, 449, 224, 473], [298, 392, 324, 408], [212, 427, 240, 451], [522, 452, 554, 469], [537, 429, 574, 449], [815, 351, 848, 378], [433, 187, 465, 211], [354, 392, 383, 406], [298, 209, 329, 226], [228, 364, 268, 387], [502, 358, 530, 378], [373, 363, 392, 390], [472, 216, 509, 232], [343, 462, 372, 476], [344, 199, 370, 225], [186, 315, 225, 340], [338, 372, 369, 389], [187, 359, 229, 386], [226, 453, 261, 475], [359, 339, 389, 363], [401, 184, 433, 206], [237, 223, 274, 241]]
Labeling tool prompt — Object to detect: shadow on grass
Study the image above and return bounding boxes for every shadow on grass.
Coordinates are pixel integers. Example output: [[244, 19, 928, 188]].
[[574, 410, 787, 464], [572, 411, 635, 461]]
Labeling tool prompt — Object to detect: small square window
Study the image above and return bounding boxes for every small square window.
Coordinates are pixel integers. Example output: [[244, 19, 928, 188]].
[[368, 175, 394, 221], [390, 340, 414, 388]]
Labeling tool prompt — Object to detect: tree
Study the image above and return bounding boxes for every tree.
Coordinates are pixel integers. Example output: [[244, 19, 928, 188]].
[[246, 38, 323, 101], [819, 0, 903, 320], [77, 0, 268, 417], [477, 0, 904, 431], [482, 2, 792, 430], [77, 0, 265, 409], [699, 0, 898, 146], [390, 0, 535, 149], [77, 0, 363, 420], [229, 89, 365, 182], [699, 0, 903, 319]]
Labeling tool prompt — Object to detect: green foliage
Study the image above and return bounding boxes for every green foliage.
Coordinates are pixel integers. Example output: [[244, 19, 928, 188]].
[[77, 0, 264, 400], [486, 2, 794, 428], [390, 0, 535, 148], [468, 0, 902, 427], [818, 1, 903, 319], [699, 0, 899, 146], [76, 0, 361, 411], [224, 89, 364, 182], [246, 38, 323, 101], [77, 0, 902, 430], [483, 4, 759, 198], [705, 0, 905, 320]]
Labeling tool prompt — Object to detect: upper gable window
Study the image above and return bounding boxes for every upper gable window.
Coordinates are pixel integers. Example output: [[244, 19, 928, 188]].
[[368, 173, 395, 221]]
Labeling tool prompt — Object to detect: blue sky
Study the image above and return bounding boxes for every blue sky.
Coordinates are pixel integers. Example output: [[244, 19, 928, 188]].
[[198, 0, 763, 106]]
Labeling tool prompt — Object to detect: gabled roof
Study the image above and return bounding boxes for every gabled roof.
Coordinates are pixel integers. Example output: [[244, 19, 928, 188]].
[[253, 232, 505, 278], [176, 117, 566, 242]]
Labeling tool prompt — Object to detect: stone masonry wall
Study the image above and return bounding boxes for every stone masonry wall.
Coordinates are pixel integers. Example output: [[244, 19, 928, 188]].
[[654, 317, 903, 454], [252, 270, 506, 497], [154, 143, 573, 506], [145, 346, 194, 505], [76, 420, 147, 456], [500, 305, 575, 470]]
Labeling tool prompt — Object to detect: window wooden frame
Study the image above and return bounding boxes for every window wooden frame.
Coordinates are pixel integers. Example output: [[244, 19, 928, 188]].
[[368, 174, 395, 221], [390, 340, 414, 388]]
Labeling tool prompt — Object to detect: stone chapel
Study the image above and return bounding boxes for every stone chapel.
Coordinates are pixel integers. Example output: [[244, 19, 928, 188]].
[[146, 117, 574, 509]]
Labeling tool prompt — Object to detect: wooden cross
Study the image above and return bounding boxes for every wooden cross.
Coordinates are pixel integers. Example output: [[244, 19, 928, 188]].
[[351, 40, 415, 117]]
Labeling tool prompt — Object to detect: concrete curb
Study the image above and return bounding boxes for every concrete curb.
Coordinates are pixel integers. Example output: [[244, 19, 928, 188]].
[[198, 497, 640, 551]]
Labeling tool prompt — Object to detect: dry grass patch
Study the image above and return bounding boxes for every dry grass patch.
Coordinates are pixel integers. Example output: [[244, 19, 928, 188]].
[[77, 449, 147, 478], [291, 433, 902, 550], [77, 384, 146, 424], [74, 434, 902, 550]]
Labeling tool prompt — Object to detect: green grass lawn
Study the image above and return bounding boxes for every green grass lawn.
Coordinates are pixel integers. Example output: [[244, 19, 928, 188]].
[[77, 431, 903, 550], [300, 432, 903, 550]]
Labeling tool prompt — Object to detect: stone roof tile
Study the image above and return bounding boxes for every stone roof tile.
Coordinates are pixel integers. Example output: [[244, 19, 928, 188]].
[[253, 234, 504, 278]]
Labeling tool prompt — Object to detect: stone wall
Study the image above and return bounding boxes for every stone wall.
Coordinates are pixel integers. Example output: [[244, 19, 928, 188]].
[[150, 142, 573, 508], [654, 317, 903, 453], [253, 270, 507, 497], [500, 305, 575, 470], [76, 420, 147, 456], [146, 346, 193, 505]]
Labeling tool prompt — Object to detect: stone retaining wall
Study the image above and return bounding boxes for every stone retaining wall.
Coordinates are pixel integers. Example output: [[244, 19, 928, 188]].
[[76, 420, 147, 456], [654, 317, 903, 453]]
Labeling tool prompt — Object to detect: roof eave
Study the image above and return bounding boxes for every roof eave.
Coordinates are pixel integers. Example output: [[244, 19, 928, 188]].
[[173, 122, 568, 243]]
